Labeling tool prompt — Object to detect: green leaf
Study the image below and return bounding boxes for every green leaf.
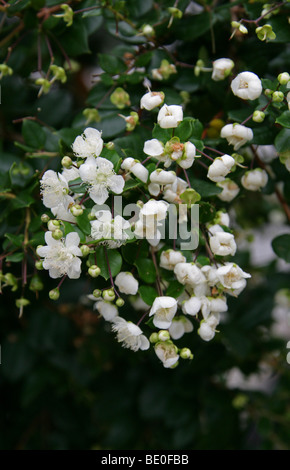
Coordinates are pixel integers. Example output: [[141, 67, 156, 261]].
[[272, 234, 290, 263], [152, 124, 172, 144], [190, 119, 203, 139], [165, 280, 185, 298], [98, 53, 126, 75], [199, 201, 216, 223], [276, 111, 290, 129], [6, 252, 24, 262], [121, 242, 148, 264], [76, 209, 92, 236], [22, 120, 46, 149], [58, 17, 90, 56], [134, 258, 156, 283], [123, 179, 141, 192], [189, 177, 222, 198], [138, 285, 158, 306], [4, 233, 24, 248], [10, 192, 35, 209], [94, 247, 122, 280], [275, 128, 290, 153], [174, 118, 194, 141]]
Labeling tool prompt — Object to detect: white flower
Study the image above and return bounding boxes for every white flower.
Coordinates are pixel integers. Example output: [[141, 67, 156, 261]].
[[95, 300, 118, 321], [217, 262, 251, 295], [241, 169, 268, 191], [140, 91, 165, 110], [221, 124, 253, 150], [207, 154, 236, 182], [149, 296, 178, 329], [198, 315, 219, 341], [177, 141, 196, 169], [169, 316, 193, 340], [121, 158, 148, 183], [111, 316, 150, 351], [79, 156, 124, 204], [212, 58, 234, 81], [143, 139, 171, 167], [200, 265, 219, 287], [217, 179, 240, 201], [150, 169, 176, 185], [181, 296, 202, 316], [72, 127, 103, 158], [51, 202, 76, 223], [134, 200, 168, 246], [90, 209, 131, 248], [231, 72, 262, 100], [174, 262, 206, 287], [157, 104, 183, 129], [160, 249, 186, 271], [208, 296, 228, 313], [61, 166, 80, 183], [154, 341, 179, 368], [37, 231, 82, 279], [115, 272, 139, 295], [252, 145, 278, 163], [40, 170, 71, 209], [209, 232, 237, 257], [163, 177, 188, 203]]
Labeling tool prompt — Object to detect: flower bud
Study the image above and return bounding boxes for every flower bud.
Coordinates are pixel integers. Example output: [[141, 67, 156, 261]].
[[51, 228, 63, 240], [252, 110, 265, 123], [61, 156, 72, 169], [49, 288, 60, 300], [272, 91, 284, 102], [5, 273, 18, 290], [48, 219, 61, 231], [88, 265, 101, 278], [102, 288, 115, 302], [41, 214, 50, 223], [149, 332, 159, 343], [158, 330, 171, 341], [116, 298, 125, 307], [80, 245, 90, 257], [35, 260, 44, 270], [278, 72, 290, 85], [141, 24, 155, 37], [180, 347, 193, 360], [106, 141, 115, 150], [70, 204, 84, 217], [264, 88, 273, 97], [93, 289, 102, 298]]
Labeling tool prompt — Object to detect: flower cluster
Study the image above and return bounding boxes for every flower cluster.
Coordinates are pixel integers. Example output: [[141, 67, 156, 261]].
[[35, 80, 264, 369]]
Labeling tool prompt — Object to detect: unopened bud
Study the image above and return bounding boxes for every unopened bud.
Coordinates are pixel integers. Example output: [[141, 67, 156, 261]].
[[49, 288, 60, 300], [93, 289, 102, 298], [106, 141, 115, 150], [272, 91, 284, 102], [35, 260, 43, 270], [41, 214, 50, 223], [29, 275, 44, 292], [110, 87, 131, 110], [278, 72, 290, 85], [116, 298, 125, 307], [88, 265, 101, 278], [158, 330, 171, 341], [149, 332, 159, 343], [142, 24, 155, 37], [48, 219, 61, 231], [70, 204, 84, 217], [80, 245, 90, 257], [252, 110, 265, 122], [61, 156, 72, 168], [51, 228, 63, 240], [180, 347, 193, 360], [102, 288, 115, 302]]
